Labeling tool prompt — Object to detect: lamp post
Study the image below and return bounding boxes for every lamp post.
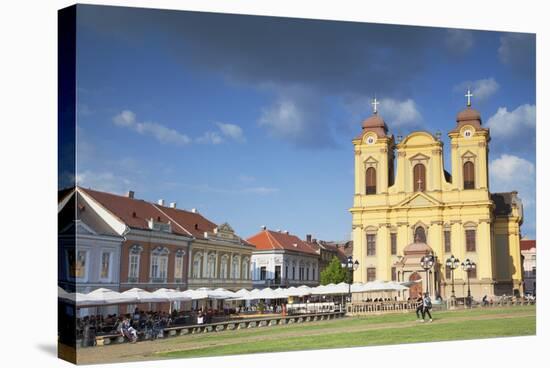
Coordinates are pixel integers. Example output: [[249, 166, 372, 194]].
[[461, 258, 476, 307], [445, 255, 460, 299], [420, 253, 435, 295], [341, 256, 359, 304]]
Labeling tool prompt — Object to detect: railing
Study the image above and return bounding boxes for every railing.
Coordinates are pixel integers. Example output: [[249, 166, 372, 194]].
[[90, 311, 346, 347], [346, 301, 419, 316]]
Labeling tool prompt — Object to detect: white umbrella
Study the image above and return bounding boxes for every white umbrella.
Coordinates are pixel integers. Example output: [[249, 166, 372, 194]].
[[87, 288, 136, 305], [58, 286, 76, 303], [182, 288, 232, 300], [152, 288, 191, 301], [285, 286, 312, 297], [121, 288, 168, 303]]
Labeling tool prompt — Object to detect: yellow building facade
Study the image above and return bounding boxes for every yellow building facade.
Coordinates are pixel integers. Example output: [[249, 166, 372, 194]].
[[350, 100, 523, 300]]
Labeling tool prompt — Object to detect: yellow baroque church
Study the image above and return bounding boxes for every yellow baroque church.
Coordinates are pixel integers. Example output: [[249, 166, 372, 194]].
[[350, 97, 523, 300]]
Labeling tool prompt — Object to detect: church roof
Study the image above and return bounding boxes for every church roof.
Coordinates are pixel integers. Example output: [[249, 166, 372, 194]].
[[403, 241, 433, 255], [449, 106, 488, 134], [356, 113, 389, 139]]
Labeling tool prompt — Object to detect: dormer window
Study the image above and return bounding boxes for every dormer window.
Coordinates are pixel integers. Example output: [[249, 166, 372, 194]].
[[147, 218, 172, 233]]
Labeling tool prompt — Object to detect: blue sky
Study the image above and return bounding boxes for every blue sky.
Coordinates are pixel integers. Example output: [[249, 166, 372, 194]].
[[73, 5, 536, 241]]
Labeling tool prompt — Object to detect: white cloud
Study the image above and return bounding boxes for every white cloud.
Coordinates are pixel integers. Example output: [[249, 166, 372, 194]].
[[76, 170, 133, 195], [259, 97, 306, 139], [113, 110, 136, 126], [454, 78, 499, 101], [486, 104, 535, 138], [196, 131, 223, 145], [489, 154, 535, 208], [257, 85, 335, 148], [378, 98, 422, 127], [445, 29, 474, 56], [217, 122, 245, 142], [112, 110, 191, 146]]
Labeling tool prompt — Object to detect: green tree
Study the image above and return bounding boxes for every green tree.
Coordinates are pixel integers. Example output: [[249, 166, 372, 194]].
[[320, 256, 349, 285]]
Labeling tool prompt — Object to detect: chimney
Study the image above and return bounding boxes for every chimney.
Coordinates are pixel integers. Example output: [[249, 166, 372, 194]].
[[127, 190, 134, 199], [191, 208, 197, 213], [169, 202, 177, 208], [306, 234, 312, 242], [157, 199, 165, 206], [261, 225, 267, 230], [284, 230, 289, 235]]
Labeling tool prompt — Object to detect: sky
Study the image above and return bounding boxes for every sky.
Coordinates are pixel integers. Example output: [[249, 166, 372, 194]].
[[72, 4, 536, 241]]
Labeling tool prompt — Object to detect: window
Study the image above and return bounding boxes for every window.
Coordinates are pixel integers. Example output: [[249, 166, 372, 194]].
[[391, 267, 397, 281], [413, 163, 426, 192], [445, 266, 451, 279], [367, 234, 376, 256], [220, 255, 228, 279], [312, 266, 316, 280], [69, 250, 87, 279], [390, 233, 397, 255], [306, 267, 310, 281], [275, 265, 281, 283], [242, 258, 249, 280], [285, 265, 288, 280], [366, 167, 377, 195], [129, 253, 140, 279], [174, 251, 184, 280], [150, 247, 169, 281], [206, 254, 216, 278], [232, 256, 240, 279], [292, 266, 296, 280], [468, 267, 477, 279], [367, 267, 376, 282], [192, 253, 202, 278], [100, 252, 111, 279], [463, 161, 475, 189], [444, 230, 451, 253], [260, 267, 267, 281], [414, 226, 426, 243], [466, 229, 476, 252]]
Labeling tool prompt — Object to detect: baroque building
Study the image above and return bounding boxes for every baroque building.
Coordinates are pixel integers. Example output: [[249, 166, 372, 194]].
[[350, 95, 523, 299]]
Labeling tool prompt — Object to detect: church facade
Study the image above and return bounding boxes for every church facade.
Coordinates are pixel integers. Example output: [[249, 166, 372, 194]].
[[350, 97, 524, 300]]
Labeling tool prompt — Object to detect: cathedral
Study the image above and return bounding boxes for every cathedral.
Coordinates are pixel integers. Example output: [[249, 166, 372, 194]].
[[350, 93, 524, 300]]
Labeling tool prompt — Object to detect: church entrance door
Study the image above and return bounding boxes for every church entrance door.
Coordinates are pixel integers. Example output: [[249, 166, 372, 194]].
[[409, 272, 422, 299]]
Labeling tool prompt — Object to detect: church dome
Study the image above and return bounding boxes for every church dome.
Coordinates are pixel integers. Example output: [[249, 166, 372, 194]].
[[360, 113, 388, 137], [456, 107, 482, 123]]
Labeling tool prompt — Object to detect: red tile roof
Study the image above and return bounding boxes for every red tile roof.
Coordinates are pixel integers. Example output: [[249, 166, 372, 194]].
[[247, 230, 319, 255], [79, 187, 248, 242], [520, 239, 536, 251]]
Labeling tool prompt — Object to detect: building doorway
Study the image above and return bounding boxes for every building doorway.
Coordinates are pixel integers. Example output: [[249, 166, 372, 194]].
[[409, 272, 422, 299]]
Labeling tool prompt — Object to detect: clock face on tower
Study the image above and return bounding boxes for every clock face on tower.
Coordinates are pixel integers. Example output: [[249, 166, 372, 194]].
[[365, 135, 376, 145], [463, 129, 473, 138]]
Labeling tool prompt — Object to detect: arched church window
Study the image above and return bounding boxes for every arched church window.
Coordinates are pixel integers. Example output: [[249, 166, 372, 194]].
[[414, 226, 426, 243], [413, 163, 426, 192], [463, 161, 475, 189], [365, 167, 376, 195]]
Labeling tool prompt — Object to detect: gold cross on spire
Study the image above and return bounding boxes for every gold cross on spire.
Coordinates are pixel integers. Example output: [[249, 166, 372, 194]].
[[465, 88, 473, 107]]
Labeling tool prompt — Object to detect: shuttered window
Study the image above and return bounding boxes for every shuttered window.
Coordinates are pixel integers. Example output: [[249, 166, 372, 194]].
[[413, 163, 426, 192], [463, 161, 475, 189], [366, 167, 377, 195], [367, 267, 376, 282], [466, 229, 476, 252]]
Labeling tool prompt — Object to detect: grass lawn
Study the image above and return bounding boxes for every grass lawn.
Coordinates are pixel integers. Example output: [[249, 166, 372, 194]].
[[157, 306, 535, 360]]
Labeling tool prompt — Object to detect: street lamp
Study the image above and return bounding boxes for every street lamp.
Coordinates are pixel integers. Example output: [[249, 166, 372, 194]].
[[420, 253, 435, 295], [445, 255, 460, 299], [461, 258, 476, 306], [341, 256, 360, 304]]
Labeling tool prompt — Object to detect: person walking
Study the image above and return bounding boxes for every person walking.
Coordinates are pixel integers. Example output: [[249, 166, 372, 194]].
[[415, 294, 424, 321], [421, 292, 433, 322]]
